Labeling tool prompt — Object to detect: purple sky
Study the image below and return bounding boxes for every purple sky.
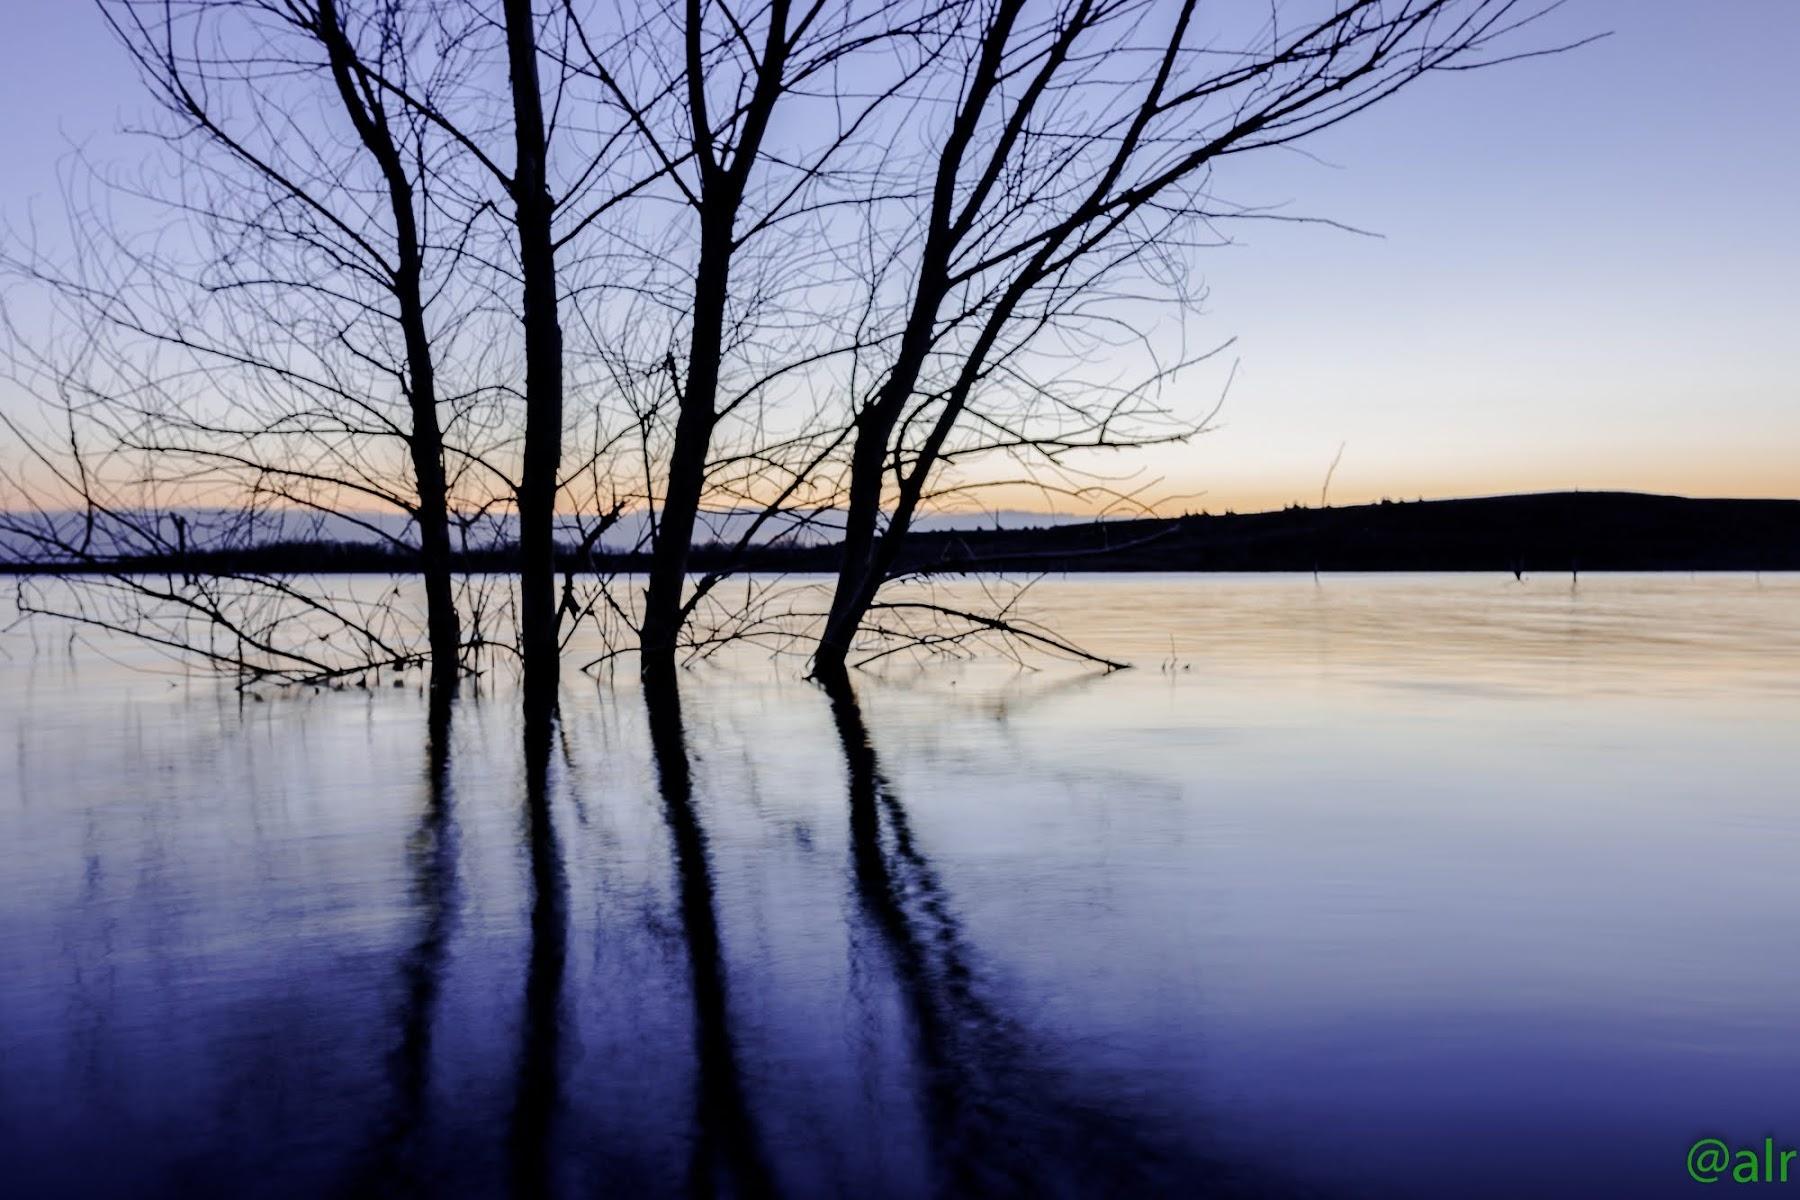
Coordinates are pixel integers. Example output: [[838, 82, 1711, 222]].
[[3, 0, 1794, 514]]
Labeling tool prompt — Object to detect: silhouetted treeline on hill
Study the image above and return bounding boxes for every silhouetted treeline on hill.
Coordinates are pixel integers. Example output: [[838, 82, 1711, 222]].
[[6, 493, 1798, 577]]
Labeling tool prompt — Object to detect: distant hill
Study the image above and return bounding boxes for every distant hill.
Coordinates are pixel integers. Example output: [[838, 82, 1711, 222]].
[[882, 492, 1800, 574], [3, 492, 1796, 575]]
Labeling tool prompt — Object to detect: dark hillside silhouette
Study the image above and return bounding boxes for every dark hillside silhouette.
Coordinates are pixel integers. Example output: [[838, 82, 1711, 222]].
[[891, 492, 1800, 574], [8, 492, 1796, 577]]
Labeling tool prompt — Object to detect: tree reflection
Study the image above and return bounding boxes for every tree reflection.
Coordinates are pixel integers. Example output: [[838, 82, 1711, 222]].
[[510, 700, 568, 1198], [328, 677, 1243, 1198], [823, 674, 1207, 1197], [643, 674, 774, 1199], [349, 689, 459, 1197]]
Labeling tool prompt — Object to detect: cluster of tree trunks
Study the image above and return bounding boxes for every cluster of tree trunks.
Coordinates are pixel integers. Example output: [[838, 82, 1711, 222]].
[[2, 0, 1582, 715]]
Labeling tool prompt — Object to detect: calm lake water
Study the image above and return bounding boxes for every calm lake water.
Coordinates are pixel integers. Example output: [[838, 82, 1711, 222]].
[[3, 573, 1798, 1198]]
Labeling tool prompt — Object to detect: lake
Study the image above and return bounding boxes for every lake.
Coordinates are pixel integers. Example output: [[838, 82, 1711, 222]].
[[3, 573, 1798, 1198]]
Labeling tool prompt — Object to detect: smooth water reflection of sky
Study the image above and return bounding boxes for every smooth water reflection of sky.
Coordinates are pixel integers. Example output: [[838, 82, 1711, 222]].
[[2, 574, 1799, 1197]]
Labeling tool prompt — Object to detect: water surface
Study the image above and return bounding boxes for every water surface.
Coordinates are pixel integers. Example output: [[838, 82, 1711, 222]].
[[3, 574, 1797, 1197]]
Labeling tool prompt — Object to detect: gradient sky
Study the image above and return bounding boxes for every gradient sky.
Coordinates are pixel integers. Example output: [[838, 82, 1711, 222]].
[[2, 0, 1795, 515]]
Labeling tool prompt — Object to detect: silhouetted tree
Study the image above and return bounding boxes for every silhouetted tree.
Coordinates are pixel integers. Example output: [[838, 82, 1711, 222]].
[[1, 0, 1584, 692], [1, 0, 528, 685], [500, 0, 566, 719], [2, 0, 662, 697], [809, 0, 1574, 679], [598, 0, 959, 681]]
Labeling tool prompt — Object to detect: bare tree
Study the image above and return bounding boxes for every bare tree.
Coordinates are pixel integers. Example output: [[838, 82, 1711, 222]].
[[569, 0, 959, 681], [2, 0, 534, 686], [2, 0, 665, 701], [808, 0, 1579, 680], [626, 0, 842, 680], [501, 0, 567, 717], [2, 0, 1587, 694], [313, 0, 463, 690]]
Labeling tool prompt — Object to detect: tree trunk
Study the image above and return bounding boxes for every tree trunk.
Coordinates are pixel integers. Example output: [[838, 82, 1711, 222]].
[[811, 324, 942, 679], [316, 0, 460, 694], [813, 286, 1013, 680], [403, 316, 460, 696], [503, 0, 564, 721], [639, 224, 728, 681], [812, 428, 890, 681]]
